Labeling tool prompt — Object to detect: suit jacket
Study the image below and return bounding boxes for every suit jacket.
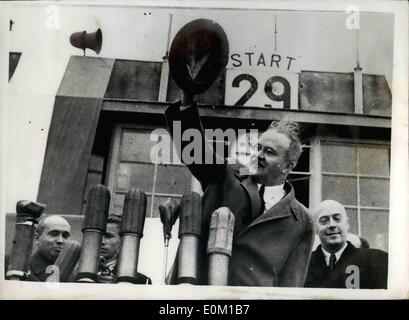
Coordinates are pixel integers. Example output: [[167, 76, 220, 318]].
[[165, 101, 314, 286], [97, 259, 152, 284], [304, 242, 388, 289], [27, 251, 54, 282], [4, 252, 53, 282]]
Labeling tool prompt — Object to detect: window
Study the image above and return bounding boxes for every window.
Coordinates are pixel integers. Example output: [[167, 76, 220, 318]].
[[82, 155, 105, 214], [320, 141, 390, 251], [288, 143, 311, 207], [106, 125, 192, 218]]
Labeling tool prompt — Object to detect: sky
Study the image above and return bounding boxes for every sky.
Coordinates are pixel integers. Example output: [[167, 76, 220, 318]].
[[8, 5, 394, 84]]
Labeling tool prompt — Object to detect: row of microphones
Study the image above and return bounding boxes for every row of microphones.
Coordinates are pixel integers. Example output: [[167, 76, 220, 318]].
[[6, 185, 235, 285]]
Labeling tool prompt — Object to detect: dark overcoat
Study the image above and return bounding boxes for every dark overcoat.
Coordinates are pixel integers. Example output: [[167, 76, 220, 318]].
[[304, 242, 388, 289], [27, 251, 53, 282], [165, 102, 314, 286]]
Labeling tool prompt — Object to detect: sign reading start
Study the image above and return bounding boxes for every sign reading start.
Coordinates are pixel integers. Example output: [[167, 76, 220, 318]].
[[230, 53, 297, 71], [225, 52, 299, 110]]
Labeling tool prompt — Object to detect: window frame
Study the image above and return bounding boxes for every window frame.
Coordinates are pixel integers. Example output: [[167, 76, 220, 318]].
[[105, 122, 194, 217], [310, 136, 390, 239]]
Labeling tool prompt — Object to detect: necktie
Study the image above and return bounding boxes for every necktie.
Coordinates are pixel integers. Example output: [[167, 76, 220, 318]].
[[259, 185, 265, 216], [98, 261, 116, 283], [329, 253, 337, 271]]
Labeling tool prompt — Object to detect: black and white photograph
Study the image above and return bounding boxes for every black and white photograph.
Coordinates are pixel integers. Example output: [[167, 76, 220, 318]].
[[0, 0, 408, 299]]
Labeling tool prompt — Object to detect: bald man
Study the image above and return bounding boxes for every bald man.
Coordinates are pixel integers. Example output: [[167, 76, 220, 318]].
[[304, 200, 388, 289], [27, 215, 71, 281]]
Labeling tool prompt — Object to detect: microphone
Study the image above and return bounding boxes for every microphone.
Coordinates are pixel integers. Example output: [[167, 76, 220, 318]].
[[116, 188, 147, 283], [54, 240, 81, 282], [207, 207, 235, 286], [159, 198, 179, 284], [76, 185, 110, 283], [177, 192, 202, 285], [6, 200, 46, 280]]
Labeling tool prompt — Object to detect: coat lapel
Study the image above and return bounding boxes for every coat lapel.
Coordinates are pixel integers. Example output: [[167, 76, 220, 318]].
[[237, 174, 261, 221], [313, 245, 332, 281], [29, 251, 50, 276], [234, 181, 299, 239], [247, 197, 292, 230], [315, 245, 329, 269], [336, 242, 356, 266], [247, 182, 298, 227]]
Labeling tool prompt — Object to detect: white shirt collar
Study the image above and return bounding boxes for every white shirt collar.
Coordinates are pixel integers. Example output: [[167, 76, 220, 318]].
[[102, 258, 117, 271], [258, 183, 285, 213], [321, 242, 348, 266]]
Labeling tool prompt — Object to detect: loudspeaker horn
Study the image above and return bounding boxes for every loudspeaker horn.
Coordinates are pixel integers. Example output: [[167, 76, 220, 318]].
[[69, 28, 103, 55]]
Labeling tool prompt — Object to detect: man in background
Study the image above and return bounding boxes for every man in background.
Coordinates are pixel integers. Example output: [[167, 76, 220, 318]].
[[305, 200, 388, 289], [28, 215, 71, 281]]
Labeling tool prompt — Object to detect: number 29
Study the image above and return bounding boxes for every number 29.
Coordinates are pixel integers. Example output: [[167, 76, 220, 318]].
[[231, 74, 291, 109]]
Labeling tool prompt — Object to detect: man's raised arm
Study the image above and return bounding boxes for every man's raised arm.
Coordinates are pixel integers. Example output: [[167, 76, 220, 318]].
[[164, 101, 227, 189]]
